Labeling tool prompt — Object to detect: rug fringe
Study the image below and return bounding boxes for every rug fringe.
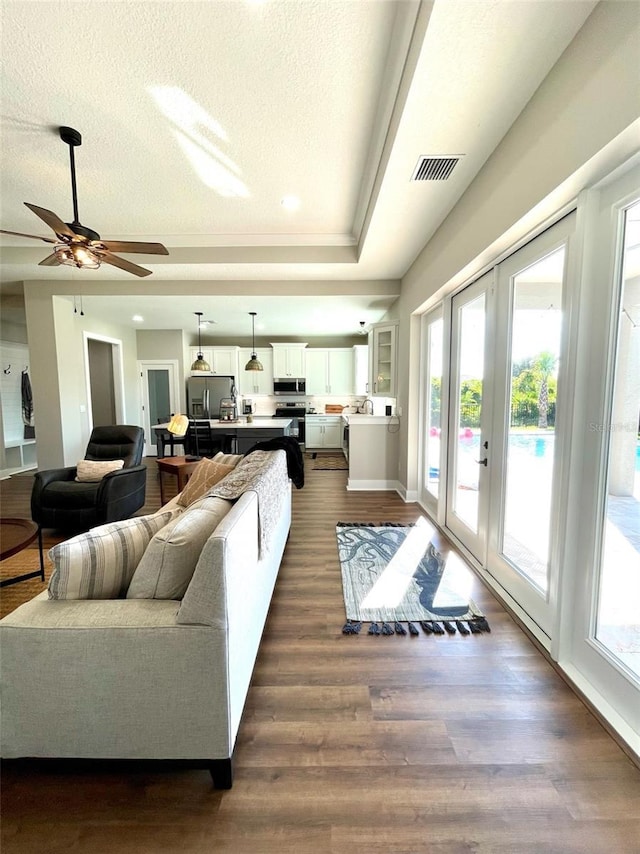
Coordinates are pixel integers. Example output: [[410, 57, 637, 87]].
[[343, 617, 490, 637], [342, 620, 362, 635], [336, 521, 415, 528]]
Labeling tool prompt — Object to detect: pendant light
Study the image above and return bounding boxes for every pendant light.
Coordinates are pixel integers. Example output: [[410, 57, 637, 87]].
[[190, 311, 211, 372], [244, 311, 263, 371]]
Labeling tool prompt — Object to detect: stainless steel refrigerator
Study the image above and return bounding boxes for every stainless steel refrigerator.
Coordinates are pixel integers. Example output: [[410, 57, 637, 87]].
[[186, 376, 236, 419]]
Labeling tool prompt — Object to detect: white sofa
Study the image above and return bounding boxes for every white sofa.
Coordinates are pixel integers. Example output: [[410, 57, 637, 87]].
[[0, 450, 292, 788]]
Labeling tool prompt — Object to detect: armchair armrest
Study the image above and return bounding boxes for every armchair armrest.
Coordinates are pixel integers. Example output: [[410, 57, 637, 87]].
[[95, 465, 147, 524], [31, 467, 78, 521]]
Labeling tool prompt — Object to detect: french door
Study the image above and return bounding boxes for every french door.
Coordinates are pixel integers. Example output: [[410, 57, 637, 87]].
[[445, 271, 494, 560], [138, 361, 181, 455], [444, 217, 574, 638]]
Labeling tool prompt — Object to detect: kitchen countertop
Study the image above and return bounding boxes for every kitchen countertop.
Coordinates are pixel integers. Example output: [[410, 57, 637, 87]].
[[342, 414, 397, 425], [155, 418, 292, 430]]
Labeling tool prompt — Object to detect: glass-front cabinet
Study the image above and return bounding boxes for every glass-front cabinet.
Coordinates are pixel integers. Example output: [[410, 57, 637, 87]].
[[369, 322, 398, 397]]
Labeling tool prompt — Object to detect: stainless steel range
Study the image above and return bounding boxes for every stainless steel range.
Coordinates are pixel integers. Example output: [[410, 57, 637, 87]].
[[273, 403, 306, 445]]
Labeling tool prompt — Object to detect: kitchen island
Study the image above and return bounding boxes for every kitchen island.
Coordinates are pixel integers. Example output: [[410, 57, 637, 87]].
[[153, 418, 292, 456], [343, 414, 400, 491]]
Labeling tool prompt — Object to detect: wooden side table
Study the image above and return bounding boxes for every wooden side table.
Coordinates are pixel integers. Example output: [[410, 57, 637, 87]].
[[156, 456, 200, 505], [0, 518, 42, 588]]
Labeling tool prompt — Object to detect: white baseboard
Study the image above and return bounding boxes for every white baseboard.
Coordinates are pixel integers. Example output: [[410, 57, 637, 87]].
[[346, 478, 402, 492]]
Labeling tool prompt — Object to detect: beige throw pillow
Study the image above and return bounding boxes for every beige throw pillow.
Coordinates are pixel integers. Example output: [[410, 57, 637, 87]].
[[76, 459, 124, 482], [127, 495, 233, 599], [177, 457, 235, 507]]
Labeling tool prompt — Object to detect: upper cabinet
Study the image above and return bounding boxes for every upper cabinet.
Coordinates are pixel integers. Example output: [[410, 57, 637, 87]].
[[369, 322, 398, 397], [237, 348, 274, 395], [271, 343, 307, 377], [306, 348, 353, 395], [188, 347, 239, 376], [353, 345, 369, 395]]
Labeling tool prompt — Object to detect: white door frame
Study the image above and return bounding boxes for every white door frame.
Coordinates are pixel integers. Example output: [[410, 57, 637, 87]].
[[559, 163, 640, 752], [138, 360, 181, 455]]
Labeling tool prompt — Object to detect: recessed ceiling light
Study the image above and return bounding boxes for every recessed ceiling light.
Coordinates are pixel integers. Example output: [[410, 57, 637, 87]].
[[132, 315, 144, 323], [281, 195, 300, 211]]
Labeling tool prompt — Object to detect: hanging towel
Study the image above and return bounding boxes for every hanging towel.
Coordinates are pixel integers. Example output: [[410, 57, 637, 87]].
[[22, 368, 35, 438]]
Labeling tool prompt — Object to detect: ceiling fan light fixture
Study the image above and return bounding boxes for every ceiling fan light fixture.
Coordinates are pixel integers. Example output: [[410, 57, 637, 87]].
[[244, 311, 263, 371], [54, 243, 101, 269], [190, 311, 211, 372]]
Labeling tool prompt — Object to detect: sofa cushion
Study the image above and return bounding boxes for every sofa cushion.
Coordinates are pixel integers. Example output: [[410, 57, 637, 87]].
[[126, 495, 234, 600], [177, 458, 235, 507], [75, 459, 124, 482], [48, 508, 182, 600]]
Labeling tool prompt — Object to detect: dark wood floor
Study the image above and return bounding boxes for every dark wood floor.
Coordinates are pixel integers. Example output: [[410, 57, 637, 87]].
[[1, 459, 640, 853]]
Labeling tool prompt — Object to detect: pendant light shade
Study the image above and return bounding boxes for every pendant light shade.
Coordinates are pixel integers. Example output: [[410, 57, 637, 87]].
[[190, 311, 211, 372], [244, 311, 263, 371]]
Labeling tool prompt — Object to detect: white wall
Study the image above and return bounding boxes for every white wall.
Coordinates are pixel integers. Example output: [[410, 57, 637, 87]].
[[25, 289, 140, 468], [395, 0, 640, 490]]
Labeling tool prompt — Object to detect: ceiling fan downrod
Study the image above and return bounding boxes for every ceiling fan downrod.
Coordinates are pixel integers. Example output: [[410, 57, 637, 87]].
[[59, 126, 100, 241], [59, 126, 82, 225]]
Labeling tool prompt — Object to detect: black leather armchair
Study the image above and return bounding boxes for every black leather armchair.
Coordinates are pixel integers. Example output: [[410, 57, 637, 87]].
[[31, 425, 147, 569]]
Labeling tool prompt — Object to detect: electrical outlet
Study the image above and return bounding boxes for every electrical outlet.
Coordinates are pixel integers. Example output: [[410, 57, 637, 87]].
[[397, 406, 402, 417]]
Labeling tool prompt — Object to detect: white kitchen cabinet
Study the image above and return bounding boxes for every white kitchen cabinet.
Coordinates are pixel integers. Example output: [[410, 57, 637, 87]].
[[305, 348, 353, 395], [369, 322, 398, 397], [271, 343, 307, 377], [188, 347, 238, 376], [353, 345, 369, 395], [305, 415, 343, 449], [237, 348, 274, 395]]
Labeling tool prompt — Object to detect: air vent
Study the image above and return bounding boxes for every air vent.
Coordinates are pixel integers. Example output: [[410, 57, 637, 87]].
[[411, 155, 462, 181]]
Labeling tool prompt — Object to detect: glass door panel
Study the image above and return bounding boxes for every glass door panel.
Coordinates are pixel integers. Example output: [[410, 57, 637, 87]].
[[501, 248, 565, 593], [425, 313, 443, 501], [446, 272, 493, 560], [594, 198, 640, 680]]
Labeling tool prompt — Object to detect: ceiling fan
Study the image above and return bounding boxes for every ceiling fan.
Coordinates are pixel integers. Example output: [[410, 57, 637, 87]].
[[0, 126, 169, 277]]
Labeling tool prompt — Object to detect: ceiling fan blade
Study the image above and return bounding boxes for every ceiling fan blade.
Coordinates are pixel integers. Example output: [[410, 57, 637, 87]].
[[99, 250, 152, 278], [96, 240, 169, 255], [24, 203, 77, 239], [0, 228, 57, 244], [38, 253, 62, 267]]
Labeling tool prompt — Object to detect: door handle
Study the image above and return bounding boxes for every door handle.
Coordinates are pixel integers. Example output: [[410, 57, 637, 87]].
[[476, 457, 488, 466]]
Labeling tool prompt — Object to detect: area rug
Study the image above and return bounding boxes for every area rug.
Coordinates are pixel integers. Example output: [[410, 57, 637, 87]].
[[0, 549, 51, 619], [307, 453, 348, 470], [336, 520, 490, 636]]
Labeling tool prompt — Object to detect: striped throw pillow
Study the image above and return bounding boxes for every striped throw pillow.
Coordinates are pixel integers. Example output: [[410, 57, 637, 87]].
[[47, 508, 182, 600]]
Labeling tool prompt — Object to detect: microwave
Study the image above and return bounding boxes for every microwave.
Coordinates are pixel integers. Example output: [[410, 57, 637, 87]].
[[273, 377, 306, 396]]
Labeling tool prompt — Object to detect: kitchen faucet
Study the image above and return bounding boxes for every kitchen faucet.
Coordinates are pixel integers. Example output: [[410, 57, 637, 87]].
[[359, 398, 374, 414]]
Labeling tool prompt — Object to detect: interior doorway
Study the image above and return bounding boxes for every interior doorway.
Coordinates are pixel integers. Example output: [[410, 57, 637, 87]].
[[83, 333, 125, 429]]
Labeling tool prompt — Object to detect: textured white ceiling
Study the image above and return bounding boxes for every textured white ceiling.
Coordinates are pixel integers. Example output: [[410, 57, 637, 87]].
[[0, 0, 598, 336]]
